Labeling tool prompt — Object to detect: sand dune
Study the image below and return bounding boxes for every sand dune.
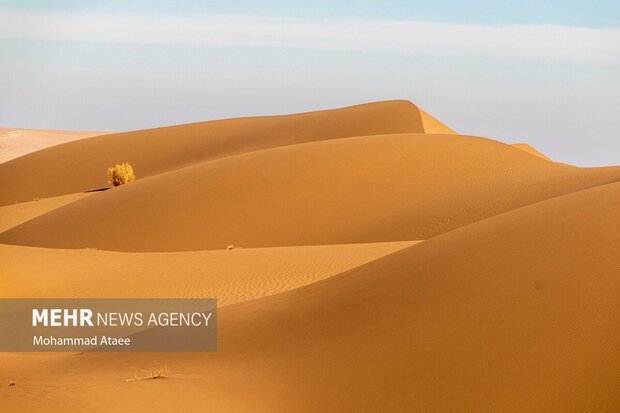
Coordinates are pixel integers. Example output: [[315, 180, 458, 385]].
[[1, 133, 618, 251], [0, 241, 418, 305], [2, 182, 617, 412], [1, 100, 618, 412], [203, 181, 620, 412], [0, 128, 107, 164], [200, 180, 620, 412], [512, 143, 552, 161], [0, 101, 446, 206], [0, 192, 91, 233], [419, 108, 456, 134]]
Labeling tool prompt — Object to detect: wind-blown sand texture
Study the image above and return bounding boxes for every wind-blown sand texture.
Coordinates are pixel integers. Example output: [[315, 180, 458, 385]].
[[0, 100, 618, 412]]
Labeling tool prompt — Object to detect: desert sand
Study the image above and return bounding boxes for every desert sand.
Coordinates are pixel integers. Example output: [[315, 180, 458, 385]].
[[0, 128, 108, 164], [512, 143, 553, 161], [0, 100, 618, 412]]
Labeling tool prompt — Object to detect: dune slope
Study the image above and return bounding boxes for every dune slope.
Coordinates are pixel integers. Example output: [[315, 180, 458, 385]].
[[0, 100, 439, 205], [202, 181, 620, 412], [512, 143, 552, 161], [1, 133, 619, 251], [212, 180, 620, 412], [2, 181, 618, 412], [1, 100, 617, 412], [419, 108, 456, 134], [0, 241, 418, 305], [0, 192, 91, 233]]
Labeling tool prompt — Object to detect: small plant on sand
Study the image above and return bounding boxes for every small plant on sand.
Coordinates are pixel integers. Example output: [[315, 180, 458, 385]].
[[125, 363, 169, 382], [147, 364, 169, 379], [107, 162, 135, 187]]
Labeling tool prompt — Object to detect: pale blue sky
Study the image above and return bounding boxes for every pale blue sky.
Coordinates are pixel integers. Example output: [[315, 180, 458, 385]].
[[0, 1, 618, 166], [3, 0, 620, 26]]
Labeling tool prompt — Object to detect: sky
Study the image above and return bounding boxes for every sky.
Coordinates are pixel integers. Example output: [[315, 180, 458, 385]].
[[0, 1, 618, 166]]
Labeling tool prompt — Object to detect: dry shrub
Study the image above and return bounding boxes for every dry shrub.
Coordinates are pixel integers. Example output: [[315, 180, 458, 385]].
[[125, 364, 169, 382], [147, 365, 169, 379], [107, 162, 135, 187]]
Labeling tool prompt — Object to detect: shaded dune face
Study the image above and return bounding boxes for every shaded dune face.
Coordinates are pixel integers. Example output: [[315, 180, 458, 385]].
[[0, 100, 444, 206], [198, 182, 620, 412], [1, 133, 619, 252]]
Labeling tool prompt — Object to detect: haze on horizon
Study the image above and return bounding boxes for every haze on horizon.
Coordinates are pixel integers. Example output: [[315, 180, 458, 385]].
[[0, 0, 618, 166]]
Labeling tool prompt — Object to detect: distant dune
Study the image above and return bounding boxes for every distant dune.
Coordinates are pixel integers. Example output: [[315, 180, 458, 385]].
[[0, 101, 449, 205], [0, 128, 107, 164], [1, 100, 618, 412], [512, 143, 552, 161]]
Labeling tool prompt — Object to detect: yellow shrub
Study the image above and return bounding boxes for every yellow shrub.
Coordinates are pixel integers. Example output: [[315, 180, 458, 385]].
[[107, 162, 135, 187]]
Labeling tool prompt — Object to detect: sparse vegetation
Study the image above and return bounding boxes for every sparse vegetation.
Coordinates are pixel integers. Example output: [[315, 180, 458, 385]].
[[125, 364, 169, 382], [147, 365, 169, 379], [107, 162, 135, 187]]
